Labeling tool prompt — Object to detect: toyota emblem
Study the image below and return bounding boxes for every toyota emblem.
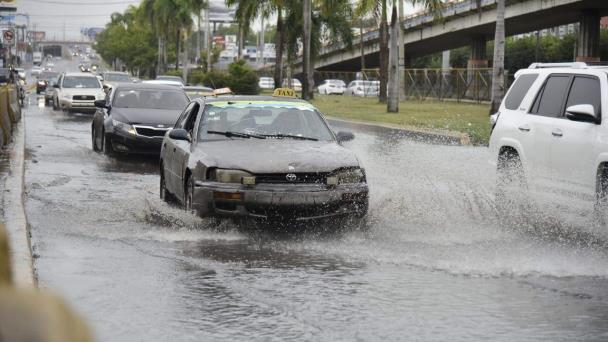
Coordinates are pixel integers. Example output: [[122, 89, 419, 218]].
[[286, 173, 297, 182]]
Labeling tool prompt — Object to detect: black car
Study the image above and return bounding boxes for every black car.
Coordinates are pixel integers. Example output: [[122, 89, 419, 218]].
[[91, 83, 189, 155], [36, 71, 59, 97], [159, 94, 368, 224]]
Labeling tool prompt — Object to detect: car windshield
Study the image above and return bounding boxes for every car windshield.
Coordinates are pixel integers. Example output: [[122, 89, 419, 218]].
[[113, 89, 189, 109], [156, 76, 183, 84], [105, 74, 130, 82], [198, 101, 334, 141], [62, 76, 100, 88]]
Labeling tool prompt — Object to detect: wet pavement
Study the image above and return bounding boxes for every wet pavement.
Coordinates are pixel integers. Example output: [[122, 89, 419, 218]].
[[22, 59, 608, 341]]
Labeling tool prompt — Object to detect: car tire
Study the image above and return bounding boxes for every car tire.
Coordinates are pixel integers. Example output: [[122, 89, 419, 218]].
[[92, 125, 102, 152], [160, 165, 171, 203], [52, 97, 58, 110], [594, 165, 608, 227], [185, 175, 195, 214], [102, 132, 114, 156], [495, 149, 528, 225]]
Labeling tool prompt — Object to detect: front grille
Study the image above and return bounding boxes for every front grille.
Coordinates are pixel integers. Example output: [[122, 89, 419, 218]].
[[135, 126, 168, 137], [255, 172, 328, 184], [72, 95, 95, 100], [247, 203, 342, 218]]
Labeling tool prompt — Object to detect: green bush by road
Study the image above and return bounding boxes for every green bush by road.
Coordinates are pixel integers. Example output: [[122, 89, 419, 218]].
[[311, 96, 491, 145]]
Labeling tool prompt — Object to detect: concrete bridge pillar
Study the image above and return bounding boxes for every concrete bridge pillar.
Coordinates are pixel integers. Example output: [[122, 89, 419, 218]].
[[576, 10, 600, 62], [467, 35, 488, 69]]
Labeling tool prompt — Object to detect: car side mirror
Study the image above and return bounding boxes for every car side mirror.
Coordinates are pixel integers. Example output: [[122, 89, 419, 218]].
[[566, 104, 597, 123], [52, 83, 59, 88], [169, 128, 191, 142], [336, 131, 354, 142], [94, 99, 109, 109]]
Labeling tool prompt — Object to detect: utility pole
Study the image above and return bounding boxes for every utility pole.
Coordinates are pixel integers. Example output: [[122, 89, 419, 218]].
[[205, 9, 211, 71], [62, 21, 65, 42], [302, 0, 313, 100], [259, 16, 264, 68], [397, 0, 405, 100], [196, 10, 201, 64]]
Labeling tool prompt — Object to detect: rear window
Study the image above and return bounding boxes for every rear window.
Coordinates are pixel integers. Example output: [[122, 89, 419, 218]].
[[504, 74, 538, 110]]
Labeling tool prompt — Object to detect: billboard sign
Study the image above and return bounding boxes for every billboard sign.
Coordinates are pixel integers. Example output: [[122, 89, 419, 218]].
[[0, 0, 17, 12], [27, 31, 45, 41]]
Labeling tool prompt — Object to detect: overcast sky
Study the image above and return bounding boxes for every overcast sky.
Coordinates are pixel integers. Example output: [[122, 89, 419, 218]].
[[13, 0, 418, 40]]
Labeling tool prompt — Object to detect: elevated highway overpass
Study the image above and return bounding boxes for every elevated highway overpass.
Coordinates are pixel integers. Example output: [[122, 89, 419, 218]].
[[310, 0, 607, 72]]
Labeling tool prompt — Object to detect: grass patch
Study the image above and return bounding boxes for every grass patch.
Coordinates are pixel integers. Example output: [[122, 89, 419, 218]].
[[310, 96, 491, 145]]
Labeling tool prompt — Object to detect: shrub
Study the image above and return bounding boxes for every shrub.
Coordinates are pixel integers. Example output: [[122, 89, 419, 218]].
[[163, 69, 183, 78], [201, 70, 229, 89], [226, 60, 259, 95], [188, 69, 206, 85]]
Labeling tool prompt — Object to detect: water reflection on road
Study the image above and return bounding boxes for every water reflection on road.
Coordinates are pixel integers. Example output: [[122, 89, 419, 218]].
[[22, 59, 608, 342]]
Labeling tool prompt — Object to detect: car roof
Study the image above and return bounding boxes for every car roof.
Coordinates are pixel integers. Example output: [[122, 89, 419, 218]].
[[183, 86, 213, 90], [104, 71, 128, 75], [63, 72, 97, 77], [195, 95, 311, 105], [113, 83, 186, 91]]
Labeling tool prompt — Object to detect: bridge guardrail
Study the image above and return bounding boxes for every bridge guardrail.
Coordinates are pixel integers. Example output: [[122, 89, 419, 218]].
[[0, 84, 22, 148]]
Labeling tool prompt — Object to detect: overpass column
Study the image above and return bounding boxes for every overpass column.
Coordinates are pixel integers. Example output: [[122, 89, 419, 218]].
[[576, 10, 600, 62], [467, 35, 487, 70]]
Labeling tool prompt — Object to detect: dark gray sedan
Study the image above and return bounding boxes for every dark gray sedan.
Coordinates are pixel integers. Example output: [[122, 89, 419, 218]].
[[160, 95, 368, 224]]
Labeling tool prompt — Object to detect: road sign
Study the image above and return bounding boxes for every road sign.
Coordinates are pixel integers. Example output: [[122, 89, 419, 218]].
[[3, 30, 14, 42]]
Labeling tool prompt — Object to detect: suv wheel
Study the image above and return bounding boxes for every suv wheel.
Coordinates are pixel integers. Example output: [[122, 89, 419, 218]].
[[495, 149, 528, 224], [594, 165, 608, 227], [160, 165, 171, 202], [185, 176, 195, 214], [52, 97, 58, 110]]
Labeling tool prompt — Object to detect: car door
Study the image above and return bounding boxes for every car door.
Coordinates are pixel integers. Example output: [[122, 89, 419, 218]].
[[164, 102, 196, 194], [172, 102, 200, 201], [549, 74, 602, 202], [524, 74, 573, 193]]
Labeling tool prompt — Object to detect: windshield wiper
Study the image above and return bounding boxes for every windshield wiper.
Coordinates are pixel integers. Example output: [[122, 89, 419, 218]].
[[207, 130, 266, 139], [262, 133, 318, 141]]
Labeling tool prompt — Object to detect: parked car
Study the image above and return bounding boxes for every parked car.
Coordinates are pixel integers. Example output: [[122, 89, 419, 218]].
[[91, 83, 190, 155], [489, 62, 607, 228], [282, 78, 302, 92], [156, 75, 184, 86], [258, 77, 275, 90], [317, 79, 346, 95], [51, 72, 105, 113], [183, 85, 214, 99], [159, 92, 368, 224], [344, 80, 379, 97]]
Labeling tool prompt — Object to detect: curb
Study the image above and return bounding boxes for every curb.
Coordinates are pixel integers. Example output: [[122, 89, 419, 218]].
[[3, 117, 35, 288], [325, 116, 471, 146]]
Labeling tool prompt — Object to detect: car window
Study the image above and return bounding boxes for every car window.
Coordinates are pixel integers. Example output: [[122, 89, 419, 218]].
[[198, 102, 334, 141], [565, 76, 601, 116], [113, 89, 188, 109], [504, 74, 538, 110], [174, 102, 196, 129], [62, 76, 100, 89], [530, 75, 571, 118]]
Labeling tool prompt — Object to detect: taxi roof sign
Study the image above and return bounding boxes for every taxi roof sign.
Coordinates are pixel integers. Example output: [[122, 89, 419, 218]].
[[273, 88, 296, 97], [212, 87, 233, 96]]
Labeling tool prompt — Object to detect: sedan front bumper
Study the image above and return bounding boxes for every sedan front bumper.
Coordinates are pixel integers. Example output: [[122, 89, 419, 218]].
[[59, 98, 96, 113], [192, 182, 369, 221]]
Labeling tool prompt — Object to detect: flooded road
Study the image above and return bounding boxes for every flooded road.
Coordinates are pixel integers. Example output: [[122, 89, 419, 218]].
[[23, 59, 608, 341]]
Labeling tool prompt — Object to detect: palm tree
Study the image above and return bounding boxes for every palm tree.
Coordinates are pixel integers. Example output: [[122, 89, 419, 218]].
[[355, 0, 388, 103], [489, 0, 505, 114], [189, 0, 208, 64], [302, 0, 312, 99], [225, 0, 287, 88]]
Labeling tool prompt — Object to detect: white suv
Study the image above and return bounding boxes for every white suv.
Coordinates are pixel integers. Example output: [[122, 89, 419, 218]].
[[489, 62, 607, 226]]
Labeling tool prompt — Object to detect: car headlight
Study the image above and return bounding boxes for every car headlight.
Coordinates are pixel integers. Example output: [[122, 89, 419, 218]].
[[112, 119, 136, 135], [327, 168, 365, 185], [208, 169, 253, 183]]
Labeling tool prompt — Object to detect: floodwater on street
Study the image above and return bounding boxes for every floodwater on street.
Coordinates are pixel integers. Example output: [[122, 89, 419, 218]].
[[23, 59, 608, 341]]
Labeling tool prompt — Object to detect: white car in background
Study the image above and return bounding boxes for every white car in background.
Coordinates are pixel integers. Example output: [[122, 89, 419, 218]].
[[344, 80, 379, 97], [52, 72, 105, 113], [317, 79, 346, 95], [282, 78, 302, 91], [489, 62, 608, 229], [31, 66, 42, 77], [258, 77, 275, 89]]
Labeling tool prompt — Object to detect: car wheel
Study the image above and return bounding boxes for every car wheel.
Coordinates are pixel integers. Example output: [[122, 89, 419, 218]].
[[495, 148, 528, 225], [52, 97, 58, 110], [160, 165, 171, 202], [185, 176, 195, 214], [594, 165, 608, 227], [102, 132, 114, 156]]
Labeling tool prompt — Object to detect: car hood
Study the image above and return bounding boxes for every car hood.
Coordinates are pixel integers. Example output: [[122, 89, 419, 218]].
[[111, 107, 182, 126], [193, 139, 360, 173], [62, 88, 103, 96]]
